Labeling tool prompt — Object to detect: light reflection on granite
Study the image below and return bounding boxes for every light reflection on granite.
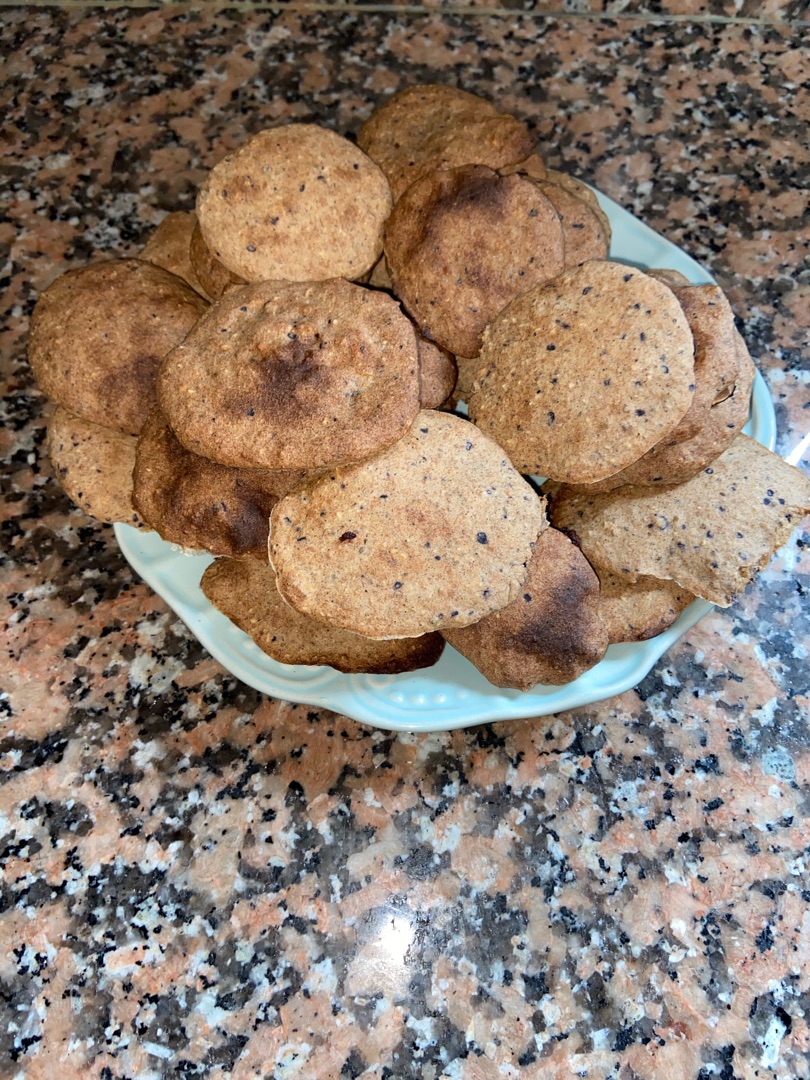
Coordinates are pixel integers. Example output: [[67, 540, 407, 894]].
[[1, 8, 809, 1079]]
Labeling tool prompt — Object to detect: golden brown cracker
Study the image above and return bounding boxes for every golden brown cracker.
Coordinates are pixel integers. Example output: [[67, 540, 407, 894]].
[[546, 435, 810, 607], [384, 165, 564, 358], [197, 124, 392, 283], [545, 170, 612, 250], [201, 558, 445, 675], [469, 261, 695, 484], [671, 284, 740, 432], [29, 259, 207, 435], [47, 406, 143, 526], [358, 83, 534, 202], [269, 410, 547, 639], [443, 528, 608, 689], [141, 211, 208, 297], [158, 278, 421, 471], [536, 178, 609, 267], [595, 566, 695, 644], [189, 220, 246, 301], [133, 409, 311, 559]]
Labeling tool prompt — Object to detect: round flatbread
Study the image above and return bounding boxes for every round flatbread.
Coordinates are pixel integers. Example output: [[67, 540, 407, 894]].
[[358, 83, 534, 202], [468, 261, 696, 484], [29, 259, 207, 435], [417, 335, 457, 409], [159, 279, 421, 471], [133, 409, 311, 559], [385, 165, 565, 358], [48, 406, 143, 526], [443, 527, 608, 689], [188, 220, 246, 301], [594, 566, 695, 644], [672, 285, 740, 419], [269, 410, 548, 639], [201, 558, 445, 675], [536, 178, 609, 268], [545, 434, 810, 607], [545, 170, 612, 251], [196, 124, 392, 283], [141, 211, 207, 298]]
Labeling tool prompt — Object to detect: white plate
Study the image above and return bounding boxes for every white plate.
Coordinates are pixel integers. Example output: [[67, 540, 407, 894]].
[[115, 191, 777, 732]]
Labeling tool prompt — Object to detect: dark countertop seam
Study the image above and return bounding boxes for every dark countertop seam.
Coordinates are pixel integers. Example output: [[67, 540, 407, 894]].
[[3, 1, 809, 29]]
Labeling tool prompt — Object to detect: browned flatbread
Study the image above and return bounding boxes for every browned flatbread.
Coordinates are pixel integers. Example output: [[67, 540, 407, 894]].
[[671, 284, 740, 428], [573, 318, 756, 492], [536, 179, 609, 267], [366, 254, 393, 291], [545, 435, 810, 607], [732, 328, 755, 383], [133, 409, 312, 559], [469, 261, 695, 483], [269, 410, 547, 639], [358, 83, 534, 202], [417, 335, 457, 409], [443, 528, 608, 689], [499, 152, 548, 182], [201, 558, 445, 674], [384, 165, 565, 358], [545, 170, 612, 250], [47, 406, 143, 526], [661, 329, 754, 472], [595, 566, 695, 644], [646, 268, 691, 288], [188, 220, 246, 301], [29, 259, 207, 435], [158, 278, 421, 471], [141, 211, 207, 297], [647, 278, 738, 416], [450, 355, 484, 407], [196, 124, 392, 283]]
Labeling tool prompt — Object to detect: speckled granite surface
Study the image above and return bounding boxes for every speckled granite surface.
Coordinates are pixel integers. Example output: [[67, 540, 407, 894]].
[[11, 3, 809, 24], [2, 8, 810, 1079]]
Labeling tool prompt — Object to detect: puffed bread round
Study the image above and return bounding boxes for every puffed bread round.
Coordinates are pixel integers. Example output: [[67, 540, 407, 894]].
[[196, 124, 392, 284], [469, 261, 695, 484], [48, 406, 143, 526], [269, 410, 547, 639], [158, 278, 421, 471], [29, 258, 207, 435], [384, 165, 565, 358], [358, 83, 534, 202]]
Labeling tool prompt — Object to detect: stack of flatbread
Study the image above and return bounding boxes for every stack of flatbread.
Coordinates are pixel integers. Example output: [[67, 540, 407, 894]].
[[28, 84, 810, 690]]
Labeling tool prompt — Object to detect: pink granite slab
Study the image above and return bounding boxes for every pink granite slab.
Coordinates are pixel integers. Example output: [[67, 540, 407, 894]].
[[1, 9, 809, 1078]]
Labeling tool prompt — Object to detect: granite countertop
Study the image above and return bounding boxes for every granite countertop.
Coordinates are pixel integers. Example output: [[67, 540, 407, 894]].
[[2, 5, 809, 1078]]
